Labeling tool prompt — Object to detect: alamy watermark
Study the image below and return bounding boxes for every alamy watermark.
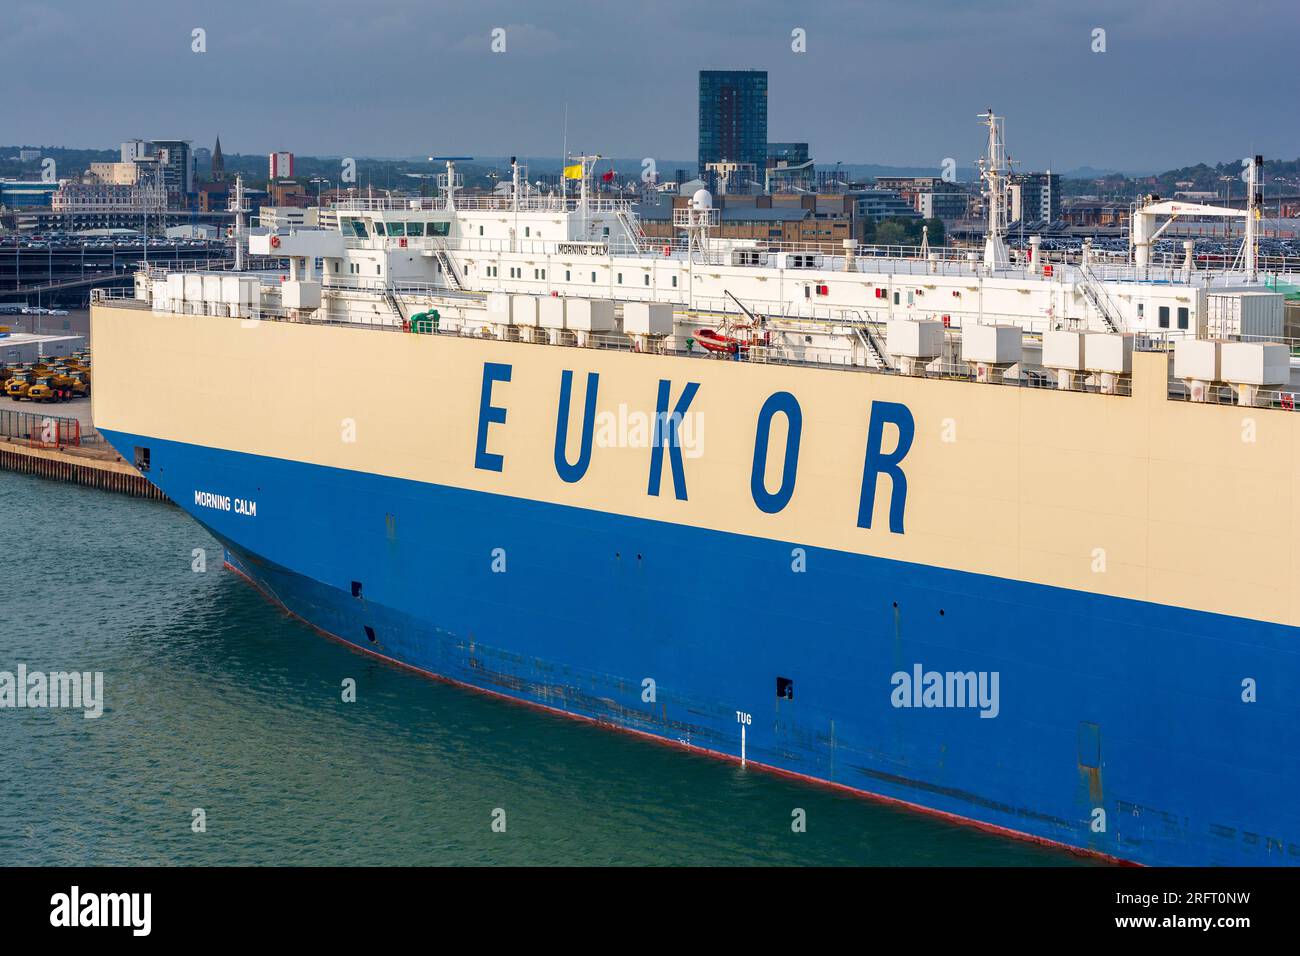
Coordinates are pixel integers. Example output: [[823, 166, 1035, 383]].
[[595, 405, 704, 458], [890, 663, 999, 718], [0, 665, 104, 719]]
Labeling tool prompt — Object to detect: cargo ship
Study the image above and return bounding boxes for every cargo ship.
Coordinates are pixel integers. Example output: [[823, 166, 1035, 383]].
[[89, 119, 1300, 866]]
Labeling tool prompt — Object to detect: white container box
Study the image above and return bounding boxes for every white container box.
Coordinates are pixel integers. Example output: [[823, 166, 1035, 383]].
[[1042, 330, 1085, 370], [183, 274, 204, 302], [1220, 342, 1289, 385], [539, 297, 567, 330], [1084, 333, 1133, 373], [150, 280, 170, 312], [167, 273, 186, 303], [282, 280, 321, 310], [886, 319, 943, 358], [961, 324, 1022, 364], [566, 299, 616, 332], [623, 301, 673, 336], [485, 292, 513, 323], [1173, 339, 1222, 381], [1207, 291, 1284, 340], [201, 274, 222, 305], [511, 295, 539, 327]]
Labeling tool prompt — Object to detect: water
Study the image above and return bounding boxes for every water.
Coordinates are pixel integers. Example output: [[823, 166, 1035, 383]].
[[0, 470, 1090, 866]]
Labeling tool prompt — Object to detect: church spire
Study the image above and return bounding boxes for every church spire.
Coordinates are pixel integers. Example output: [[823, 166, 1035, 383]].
[[212, 136, 225, 182]]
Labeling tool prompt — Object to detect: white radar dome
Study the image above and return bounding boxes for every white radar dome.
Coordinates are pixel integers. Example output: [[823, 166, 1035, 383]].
[[691, 189, 713, 210]]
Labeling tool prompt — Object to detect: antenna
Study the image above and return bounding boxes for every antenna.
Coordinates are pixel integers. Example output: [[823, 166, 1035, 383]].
[[429, 156, 473, 211], [976, 109, 1010, 273]]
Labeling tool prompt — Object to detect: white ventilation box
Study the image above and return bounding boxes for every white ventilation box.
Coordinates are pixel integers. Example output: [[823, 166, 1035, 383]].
[[282, 280, 321, 310], [887, 319, 944, 358], [150, 279, 169, 312], [511, 295, 539, 327], [485, 292, 513, 323], [221, 275, 260, 307], [566, 299, 615, 332], [183, 274, 204, 302], [539, 297, 567, 330], [1084, 333, 1133, 373], [1220, 342, 1289, 386], [201, 274, 222, 303], [1173, 339, 1221, 382], [167, 273, 186, 303], [623, 301, 673, 336], [961, 324, 1022, 364], [1042, 330, 1085, 369]]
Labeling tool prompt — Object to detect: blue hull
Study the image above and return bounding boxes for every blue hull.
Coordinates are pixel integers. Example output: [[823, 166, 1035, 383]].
[[103, 428, 1300, 866]]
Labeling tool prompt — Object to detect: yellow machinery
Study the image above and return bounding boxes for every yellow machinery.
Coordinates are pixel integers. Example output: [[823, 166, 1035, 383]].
[[65, 370, 91, 398], [5, 372, 34, 400]]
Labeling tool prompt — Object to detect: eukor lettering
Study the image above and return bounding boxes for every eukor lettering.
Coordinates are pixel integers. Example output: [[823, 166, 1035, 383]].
[[473, 365, 915, 530]]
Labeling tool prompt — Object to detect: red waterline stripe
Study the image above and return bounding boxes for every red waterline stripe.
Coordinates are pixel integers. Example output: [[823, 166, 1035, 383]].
[[224, 559, 1134, 867]]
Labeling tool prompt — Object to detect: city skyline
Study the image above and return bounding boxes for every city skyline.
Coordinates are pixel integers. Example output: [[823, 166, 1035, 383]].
[[6, 0, 1299, 172]]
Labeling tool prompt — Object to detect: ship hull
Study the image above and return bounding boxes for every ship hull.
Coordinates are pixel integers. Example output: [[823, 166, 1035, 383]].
[[100, 426, 1300, 866]]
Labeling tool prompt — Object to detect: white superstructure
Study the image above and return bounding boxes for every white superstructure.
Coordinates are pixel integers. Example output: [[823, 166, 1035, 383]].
[[146, 118, 1297, 372]]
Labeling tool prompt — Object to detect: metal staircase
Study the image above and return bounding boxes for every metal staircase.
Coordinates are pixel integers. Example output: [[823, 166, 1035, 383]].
[[431, 240, 465, 291], [856, 325, 893, 371], [1076, 262, 1123, 333], [844, 309, 892, 370], [383, 285, 404, 322], [615, 208, 645, 255]]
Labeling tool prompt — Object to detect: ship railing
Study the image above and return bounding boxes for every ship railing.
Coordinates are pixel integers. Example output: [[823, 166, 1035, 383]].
[[111, 294, 1129, 398], [334, 195, 635, 214], [1168, 381, 1300, 411]]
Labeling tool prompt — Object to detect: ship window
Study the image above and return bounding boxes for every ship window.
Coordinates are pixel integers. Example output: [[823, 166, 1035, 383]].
[[776, 676, 793, 700], [1158, 305, 1170, 328], [565, 270, 571, 281], [524, 227, 530, 237], [644, 275, 650, 286], [349, 219, 368, 238], [893, 292, 900, 305], [407, 222, 425, 237], [671, 276, 677, 288], [591, 272, 596, 282], [333, 262, 338, 273], [388, 222, 406, 237], [429, 222, 450, 237], [372, 221, 385, 235], [376, 265, 382, 275], [617, 273, 622, 284], [479, 226, 484, 236], [1177, 307, 1189, 330]]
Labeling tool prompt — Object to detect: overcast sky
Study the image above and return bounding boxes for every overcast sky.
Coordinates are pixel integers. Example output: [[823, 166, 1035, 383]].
[[8, 0, 1298, 172]]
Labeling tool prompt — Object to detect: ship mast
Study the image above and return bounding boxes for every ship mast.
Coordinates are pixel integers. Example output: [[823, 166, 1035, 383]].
[[977, 109, 1010, 273], [230, 174, 248, 271]]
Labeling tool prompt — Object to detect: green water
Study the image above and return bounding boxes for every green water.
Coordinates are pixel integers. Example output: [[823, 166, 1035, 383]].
[[0, 470, 1089, 866]]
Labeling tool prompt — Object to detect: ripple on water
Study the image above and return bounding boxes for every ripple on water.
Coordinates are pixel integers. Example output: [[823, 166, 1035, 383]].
[[0, 472, 1091, 866]]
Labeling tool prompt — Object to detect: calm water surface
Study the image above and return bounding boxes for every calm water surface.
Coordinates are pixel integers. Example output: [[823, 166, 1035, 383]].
[[0, 470, 1091, 866]]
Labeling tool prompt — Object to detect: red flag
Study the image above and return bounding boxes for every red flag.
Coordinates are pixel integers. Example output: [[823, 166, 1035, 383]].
[[601, 169, 615, 183]]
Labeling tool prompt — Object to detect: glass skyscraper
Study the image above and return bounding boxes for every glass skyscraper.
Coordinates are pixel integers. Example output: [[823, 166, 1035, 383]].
[[698, 70, 768, 177]]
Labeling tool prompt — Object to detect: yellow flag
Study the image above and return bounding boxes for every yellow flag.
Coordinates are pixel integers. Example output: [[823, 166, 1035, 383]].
[[564, 163, 583, 180]]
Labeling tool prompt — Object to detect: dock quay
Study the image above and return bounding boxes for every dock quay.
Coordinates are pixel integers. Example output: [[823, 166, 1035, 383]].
[[0, 407, 166, 501]]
